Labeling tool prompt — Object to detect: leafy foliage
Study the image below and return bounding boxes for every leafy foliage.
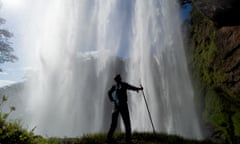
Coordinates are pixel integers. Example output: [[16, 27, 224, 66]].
[[232, 112, 240, 137], [0, 17, 18, 71], [0, 95, 60, 144], [203, 90, 233, 144]]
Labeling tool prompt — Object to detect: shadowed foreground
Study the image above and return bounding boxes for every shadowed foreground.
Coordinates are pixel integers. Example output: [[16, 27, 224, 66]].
[[59, 132, 217, 144]]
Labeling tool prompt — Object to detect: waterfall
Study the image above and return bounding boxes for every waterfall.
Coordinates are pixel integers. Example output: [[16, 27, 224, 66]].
[[19, 0, 202, 139], [128, 0, 202, 139]]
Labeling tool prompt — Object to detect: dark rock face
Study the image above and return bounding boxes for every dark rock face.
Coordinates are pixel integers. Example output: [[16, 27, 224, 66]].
[[192, 0, 240, 103], [194, 0, 240, 26], [191, 6, 240, 143], [215, 26, 240, 102]]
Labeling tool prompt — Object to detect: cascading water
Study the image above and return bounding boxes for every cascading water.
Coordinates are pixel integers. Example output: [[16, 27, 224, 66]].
[[18, 0, 202, 139], [128, 0, 202, 138]]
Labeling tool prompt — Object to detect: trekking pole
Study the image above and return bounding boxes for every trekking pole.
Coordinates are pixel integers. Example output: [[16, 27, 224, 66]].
[[140, 84, 156, 133]]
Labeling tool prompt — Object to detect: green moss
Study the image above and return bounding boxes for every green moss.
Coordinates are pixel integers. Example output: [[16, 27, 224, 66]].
[[203, 89, 233, 143], [232, 113, 240, 137], [191, 7, 218, 86], [190, 6, 240, 143]]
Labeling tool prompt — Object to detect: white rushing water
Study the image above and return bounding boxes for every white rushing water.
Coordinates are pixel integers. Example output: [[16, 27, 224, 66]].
[[16, 0, 203, 139]]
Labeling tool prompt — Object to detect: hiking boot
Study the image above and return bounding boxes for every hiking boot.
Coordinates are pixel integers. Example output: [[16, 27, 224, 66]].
[[106, 138, 116, 144]]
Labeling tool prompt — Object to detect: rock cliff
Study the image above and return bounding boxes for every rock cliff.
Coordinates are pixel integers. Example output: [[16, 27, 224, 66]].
[[190, 1, 240, 143]]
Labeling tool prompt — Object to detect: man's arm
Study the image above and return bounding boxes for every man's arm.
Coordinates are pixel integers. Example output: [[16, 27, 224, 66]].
[[125, 83, 143, 92], [108, 85, 115, 102]]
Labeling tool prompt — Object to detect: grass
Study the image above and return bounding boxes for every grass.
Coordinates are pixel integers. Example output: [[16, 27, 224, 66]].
[[59, 132, 217, 144]]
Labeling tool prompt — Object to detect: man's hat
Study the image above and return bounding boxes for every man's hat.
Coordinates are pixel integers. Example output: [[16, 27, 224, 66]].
[[114, 74, 121, 81]]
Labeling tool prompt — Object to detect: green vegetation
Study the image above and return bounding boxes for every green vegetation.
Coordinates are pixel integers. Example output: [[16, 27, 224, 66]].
[[190, 6, 240, 144], [0, 95, 60, 144], [0, 18, 18, 71], [203, 90, 233, 143], [190, 6, 218, 86], [60, 132, 216, 144], [232, 113, 240, 137]]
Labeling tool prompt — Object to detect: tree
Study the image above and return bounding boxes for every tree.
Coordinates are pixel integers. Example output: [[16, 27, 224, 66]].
[[0, 18, 18, 71]]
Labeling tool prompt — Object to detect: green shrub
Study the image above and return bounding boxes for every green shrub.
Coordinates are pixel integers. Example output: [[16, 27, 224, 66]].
[[0, 95, 60, 144], [232, 113, 240, 137]]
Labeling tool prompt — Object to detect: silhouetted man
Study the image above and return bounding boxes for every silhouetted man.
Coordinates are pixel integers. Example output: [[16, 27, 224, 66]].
[[107, 74, 143, 144]]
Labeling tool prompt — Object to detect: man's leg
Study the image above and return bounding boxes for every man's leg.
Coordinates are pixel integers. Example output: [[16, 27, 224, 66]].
[[120, 104, 131, 143], [107, 109, 119, 142]]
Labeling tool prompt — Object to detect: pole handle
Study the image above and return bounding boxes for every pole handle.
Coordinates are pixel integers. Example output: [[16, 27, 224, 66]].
[[140, 84, 143, 90]]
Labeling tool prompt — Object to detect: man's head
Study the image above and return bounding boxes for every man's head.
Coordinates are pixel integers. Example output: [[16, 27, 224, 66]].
[[114, 74, 121, 83]]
